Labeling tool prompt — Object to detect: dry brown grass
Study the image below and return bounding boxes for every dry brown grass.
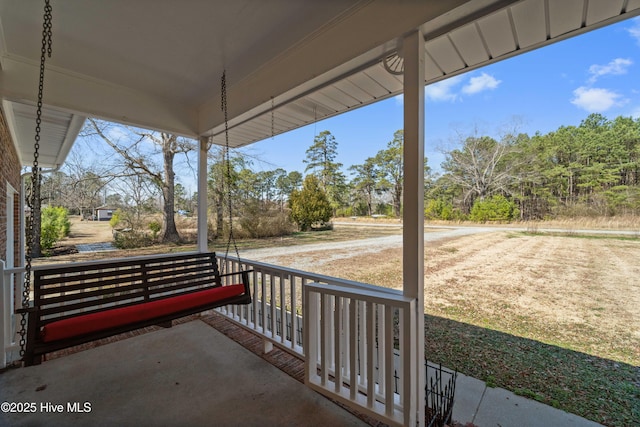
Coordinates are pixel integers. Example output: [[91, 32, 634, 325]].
[[438, 215, 640, 230], [424, 232, 639, 365], [534, 215, 640, 230], [262, 231, 640, 366]]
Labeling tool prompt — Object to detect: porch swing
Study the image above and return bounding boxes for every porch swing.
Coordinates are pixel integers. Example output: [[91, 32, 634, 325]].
[[17, 1, 251, 366]]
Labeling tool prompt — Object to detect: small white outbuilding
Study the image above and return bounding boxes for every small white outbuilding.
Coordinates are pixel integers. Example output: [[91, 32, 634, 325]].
[[94, 206, 116, 221]]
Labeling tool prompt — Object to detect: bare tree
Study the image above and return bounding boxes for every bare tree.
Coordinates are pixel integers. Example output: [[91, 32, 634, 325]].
[[441, 126, 524, 211], [86, 119, 195, 243], [114, 173, 158, 223], [64, 150, 113, 218]]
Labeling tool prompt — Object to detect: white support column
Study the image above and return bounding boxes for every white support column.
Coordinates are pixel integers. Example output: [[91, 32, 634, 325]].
[[403, 29, 425, 426], [197, 136, 208, 253]]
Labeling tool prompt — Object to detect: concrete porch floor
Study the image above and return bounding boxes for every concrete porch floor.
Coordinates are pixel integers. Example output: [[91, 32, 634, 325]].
[[0, 319, 368, 427]]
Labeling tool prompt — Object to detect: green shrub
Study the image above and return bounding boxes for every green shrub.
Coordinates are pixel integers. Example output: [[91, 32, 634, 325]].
[[109, 209, 122, 228], [470, 195, 519, 222], [40, 206, 71, 253], [289, 175, 332, 231], [40, 219, 58, 253], [148, 220, 161, 239], [425, 199, 454, 220]]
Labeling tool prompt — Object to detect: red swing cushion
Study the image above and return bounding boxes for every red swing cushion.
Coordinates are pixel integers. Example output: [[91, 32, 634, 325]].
[[41, 284, 246, 343]]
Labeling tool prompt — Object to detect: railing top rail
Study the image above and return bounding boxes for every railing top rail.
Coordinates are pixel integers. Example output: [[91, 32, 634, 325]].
[[1, 266, 26, 275], [229, 255, 403, 296], [304, 282, 415, 306]]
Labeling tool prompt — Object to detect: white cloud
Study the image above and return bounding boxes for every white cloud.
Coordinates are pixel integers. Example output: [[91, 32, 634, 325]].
[[570, 87, 625, 113], [587, 58, 633, 83], [105, 125, 130, 142], [424, 73, 501, 102], [627, 17, 640, 45], [425, 75, 464, 102], [461, 73, 501, 95]]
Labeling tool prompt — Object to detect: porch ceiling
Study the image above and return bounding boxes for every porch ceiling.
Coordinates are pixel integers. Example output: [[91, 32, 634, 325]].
[[1, 0, 640, 166]]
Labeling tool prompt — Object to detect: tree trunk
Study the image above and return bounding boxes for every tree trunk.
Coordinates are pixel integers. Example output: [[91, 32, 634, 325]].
[[161, 138, 181, 243], [393, 183, 402, 217]]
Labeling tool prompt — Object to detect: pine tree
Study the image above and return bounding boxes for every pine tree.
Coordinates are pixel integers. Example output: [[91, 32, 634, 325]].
[[304, 130, 346, 213]]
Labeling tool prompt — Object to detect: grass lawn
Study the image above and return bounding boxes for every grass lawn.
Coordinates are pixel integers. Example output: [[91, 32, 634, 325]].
[[425, 315, 639, 427]]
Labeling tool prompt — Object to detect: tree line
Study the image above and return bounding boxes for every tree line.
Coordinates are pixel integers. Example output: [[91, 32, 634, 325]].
[[212, 112, 640, 228], [429, 113, 640, 221]]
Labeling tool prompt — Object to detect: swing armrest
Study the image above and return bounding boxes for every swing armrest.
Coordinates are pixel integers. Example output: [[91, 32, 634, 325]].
[[217, 270, 253, 296]]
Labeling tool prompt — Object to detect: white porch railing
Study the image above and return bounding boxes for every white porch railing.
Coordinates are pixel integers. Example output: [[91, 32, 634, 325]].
[[216, 256, 418, 427], [304, 283, 416, 427], [214, 256, 405, 355], [1, 260, 24, 368]]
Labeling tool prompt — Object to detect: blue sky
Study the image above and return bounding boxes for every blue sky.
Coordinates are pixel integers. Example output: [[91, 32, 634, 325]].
[[238, 16, 640, 180]]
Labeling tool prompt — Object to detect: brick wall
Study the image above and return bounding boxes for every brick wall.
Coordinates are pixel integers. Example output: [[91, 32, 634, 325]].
[[0, 109, 22, 265]]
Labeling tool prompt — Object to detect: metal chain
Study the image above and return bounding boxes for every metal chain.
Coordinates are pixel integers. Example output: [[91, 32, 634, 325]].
[[271, 96, 275, 139], [220, 71, 241, 271], [20, 0, 52, 358]]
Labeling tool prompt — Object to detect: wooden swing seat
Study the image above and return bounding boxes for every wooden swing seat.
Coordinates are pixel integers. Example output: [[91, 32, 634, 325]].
[[19, 252, 251, 366]]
